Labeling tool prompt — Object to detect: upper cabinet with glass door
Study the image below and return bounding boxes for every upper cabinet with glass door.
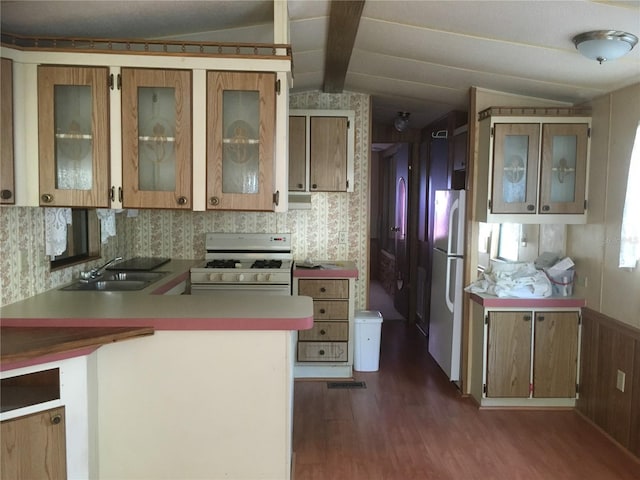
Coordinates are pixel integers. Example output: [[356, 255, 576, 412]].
[[206, 71, 276, 211], [121, 68, 192, 209], [38, 65, 110, 207], [475, 107, 591, 224]]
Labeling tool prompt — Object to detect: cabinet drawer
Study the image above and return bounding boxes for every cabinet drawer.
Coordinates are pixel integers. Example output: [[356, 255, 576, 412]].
[[298, 279, 348, 299], [313, 300, 348, 320], [297, 342, 348, 362], [299, 321, 348, 341]]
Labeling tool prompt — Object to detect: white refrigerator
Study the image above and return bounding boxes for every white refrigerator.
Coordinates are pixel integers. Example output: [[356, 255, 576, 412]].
[[428, 189, 466, 382]]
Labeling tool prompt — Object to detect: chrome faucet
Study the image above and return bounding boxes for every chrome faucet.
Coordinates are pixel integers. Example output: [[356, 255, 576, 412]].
[[80, 257, 123, 281]]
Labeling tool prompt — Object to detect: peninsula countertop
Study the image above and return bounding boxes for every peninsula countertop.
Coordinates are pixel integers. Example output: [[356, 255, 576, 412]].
[[0, 260, 314, 331]]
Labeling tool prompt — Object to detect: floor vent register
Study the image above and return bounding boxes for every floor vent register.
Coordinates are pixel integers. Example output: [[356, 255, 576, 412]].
[[326, 381, 366, 389]]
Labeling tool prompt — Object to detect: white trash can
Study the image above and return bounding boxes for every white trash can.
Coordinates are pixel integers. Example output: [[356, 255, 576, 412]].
[[354, 310, 383, 372]]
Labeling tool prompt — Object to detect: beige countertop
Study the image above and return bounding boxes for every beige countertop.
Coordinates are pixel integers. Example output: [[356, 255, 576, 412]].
[[0, 259, 314, 332], [293, 260, 358, 278], [469, 292, 586, 308]]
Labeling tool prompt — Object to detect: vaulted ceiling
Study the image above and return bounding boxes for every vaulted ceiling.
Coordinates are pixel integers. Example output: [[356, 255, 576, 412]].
[[1, 0, 639, 129]]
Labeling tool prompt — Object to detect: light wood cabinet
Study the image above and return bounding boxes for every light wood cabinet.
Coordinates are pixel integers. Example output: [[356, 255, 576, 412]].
[[476, 107, 591, 224], [1, 58, 15, 204], [294, 275, 355, 378], [288, 109, 354, 199], [37, 65, 111, 207], [206, 71, 277, 211], [1, 406, 67, 479], [121, 68, 192, 209], [472, 302, 581, 407]]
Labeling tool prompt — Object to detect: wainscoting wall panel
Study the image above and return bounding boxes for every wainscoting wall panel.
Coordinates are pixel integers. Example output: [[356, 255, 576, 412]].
[[577, 307, 640, 459]]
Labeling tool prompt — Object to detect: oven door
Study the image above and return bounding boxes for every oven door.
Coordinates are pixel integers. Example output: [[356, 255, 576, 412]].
[[190, 284, 291, 295]]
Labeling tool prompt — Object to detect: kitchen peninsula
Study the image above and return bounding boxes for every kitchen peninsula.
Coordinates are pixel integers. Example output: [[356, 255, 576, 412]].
[[1, 260, 313, 480]]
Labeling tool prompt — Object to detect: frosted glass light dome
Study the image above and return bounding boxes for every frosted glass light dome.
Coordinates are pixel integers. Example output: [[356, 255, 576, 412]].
[[572, 30, 638, 64]]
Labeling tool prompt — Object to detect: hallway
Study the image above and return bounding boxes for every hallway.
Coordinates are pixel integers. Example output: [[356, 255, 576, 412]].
[[292, 321, 639, 479]]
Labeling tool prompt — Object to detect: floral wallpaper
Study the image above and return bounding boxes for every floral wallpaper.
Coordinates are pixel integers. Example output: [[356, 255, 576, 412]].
[[0, 91, 371, 310]]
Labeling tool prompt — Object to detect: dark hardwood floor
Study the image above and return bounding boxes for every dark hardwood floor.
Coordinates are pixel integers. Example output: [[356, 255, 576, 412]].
[[293, 320, 640, 479]]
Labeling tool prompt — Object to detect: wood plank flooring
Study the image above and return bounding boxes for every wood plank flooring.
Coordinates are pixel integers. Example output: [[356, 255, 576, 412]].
[[293, 321, 640, 479]]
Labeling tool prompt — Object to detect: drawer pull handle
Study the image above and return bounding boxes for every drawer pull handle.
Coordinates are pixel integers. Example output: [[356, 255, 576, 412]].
[[320, 329, 326, 335], [319, 308, 326, 314], [319, 349, 325, 355], [51, 414, 62, 425], [523, 315, 531, 322], [320, 287, 326, 293], [537, 315, 545, 322]]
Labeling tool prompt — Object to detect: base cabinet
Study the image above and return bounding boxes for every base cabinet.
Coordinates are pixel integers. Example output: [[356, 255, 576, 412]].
[[294, 275, 355, 378], [1, 406, 67, 479], [472, 302, 580, 407]]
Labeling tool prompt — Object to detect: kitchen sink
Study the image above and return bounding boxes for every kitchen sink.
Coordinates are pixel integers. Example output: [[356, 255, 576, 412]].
[[60, 271, 167, 291]]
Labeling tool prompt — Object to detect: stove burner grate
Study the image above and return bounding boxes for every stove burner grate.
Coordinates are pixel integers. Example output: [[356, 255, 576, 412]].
[[251, 259, 283, 269], [206, 259, 240, 269]]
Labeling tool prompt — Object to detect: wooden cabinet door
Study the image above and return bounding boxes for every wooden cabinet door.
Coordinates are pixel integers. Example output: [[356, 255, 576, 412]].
[[533, 311, 579, 398], [121, 68, 192, 209], [1, 58, 15, 204], [491, 123, 539, 214], [288, 115, 306, 191], [309, 116, 348, 191], [1, 406, 67, 479], [206, 71, 276, 211], [38, 66, 110, 207], [486, 311, 532, 397], [539, 123, 588, 214]]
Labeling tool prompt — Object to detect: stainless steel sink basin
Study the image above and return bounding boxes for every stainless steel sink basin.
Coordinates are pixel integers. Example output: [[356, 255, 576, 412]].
[[60, 271, 167, 291]]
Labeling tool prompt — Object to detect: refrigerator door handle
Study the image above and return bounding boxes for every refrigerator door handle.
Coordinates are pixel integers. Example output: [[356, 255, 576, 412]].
[[445, 256, 455, 313], [447, 198, 459, 255]]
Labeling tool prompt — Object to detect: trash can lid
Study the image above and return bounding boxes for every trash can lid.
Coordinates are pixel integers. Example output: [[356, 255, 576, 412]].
[[355, 310, 383, 323]]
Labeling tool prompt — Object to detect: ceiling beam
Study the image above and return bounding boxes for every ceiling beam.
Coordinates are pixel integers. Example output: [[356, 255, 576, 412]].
[[322, 0, 365, 93]]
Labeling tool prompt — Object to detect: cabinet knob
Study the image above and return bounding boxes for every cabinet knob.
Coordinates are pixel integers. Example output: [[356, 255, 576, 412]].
[[1, 189, 13, 200], [297, 183, 303, 188], [209, 196, 220, 206], [177, 196, 188, 205], [320, 287, 326, 293], [537, 315, 545, 322], [542, 205, 550, 212], [319, 308, 326, 314], [51, 414, 62, 425], [527, 204, 535, 211], [41, 193, 53, 203], [319, 349, 325, 355], [311, 183, 317, 189], [320, 329, 326, 335], [523, 315, 531, 322]]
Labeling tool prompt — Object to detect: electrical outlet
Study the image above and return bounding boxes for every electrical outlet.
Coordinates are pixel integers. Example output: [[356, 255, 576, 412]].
[[616, 370, 626, 392], [339, 231, 348, 244]]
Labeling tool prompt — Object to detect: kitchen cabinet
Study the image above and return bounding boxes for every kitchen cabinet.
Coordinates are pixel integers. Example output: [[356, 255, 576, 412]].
[[288, 109, 355, 199], [206, 71, 277, 211], [476, 106, 591, 224], [1, 58, 15, 204], [37, 65, 111, 207], [294, 267, 357, 378], [1, 406, 67, 479], [121, 68, 192, 209], [471, 301, 581, 407]]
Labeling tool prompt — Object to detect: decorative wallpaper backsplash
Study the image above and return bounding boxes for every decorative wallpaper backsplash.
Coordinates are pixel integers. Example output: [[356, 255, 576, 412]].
[[0, 91, 370, 309]]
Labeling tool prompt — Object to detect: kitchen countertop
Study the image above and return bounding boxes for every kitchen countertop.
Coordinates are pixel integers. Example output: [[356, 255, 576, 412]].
[[0, 259, 314, 332], [293, 260, 358, 278], [469, 292, 586, 308]]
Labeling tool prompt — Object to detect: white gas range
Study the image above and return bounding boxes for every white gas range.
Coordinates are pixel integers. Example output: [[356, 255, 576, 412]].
[[190, 233, 293, 295]]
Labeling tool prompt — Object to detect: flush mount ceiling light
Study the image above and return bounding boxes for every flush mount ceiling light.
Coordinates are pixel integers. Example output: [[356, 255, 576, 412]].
[[572, 30, 638, 64], [394, 112, 410, 132]]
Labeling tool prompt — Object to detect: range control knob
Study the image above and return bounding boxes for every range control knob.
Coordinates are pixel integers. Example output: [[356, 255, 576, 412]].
[[221, 273, 234, 282], [256, 273, 267, 282], [237, 274, 245, 281], [208, 273, 220, 282]]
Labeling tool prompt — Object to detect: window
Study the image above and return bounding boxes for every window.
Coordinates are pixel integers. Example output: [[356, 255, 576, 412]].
[[497, 223, 521, 262], [619, 122, 640, 269], [50, 209, 100, 269]]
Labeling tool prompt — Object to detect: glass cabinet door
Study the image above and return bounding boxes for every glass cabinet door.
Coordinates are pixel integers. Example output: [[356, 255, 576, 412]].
[[491, 123, 539, 214], [539, 124, 588, 214], [121, 68, 192, 209], [38, 66, 110, 207], [206, 71, 275, 211]]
